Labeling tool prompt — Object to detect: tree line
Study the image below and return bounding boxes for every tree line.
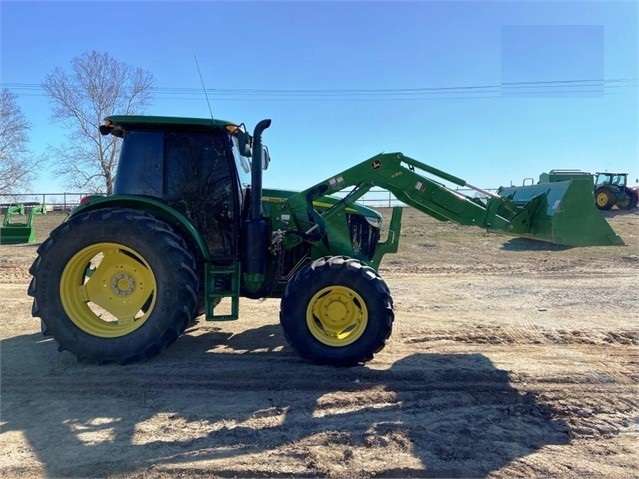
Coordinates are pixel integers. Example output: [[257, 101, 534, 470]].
[[0, 51, 154, 197]]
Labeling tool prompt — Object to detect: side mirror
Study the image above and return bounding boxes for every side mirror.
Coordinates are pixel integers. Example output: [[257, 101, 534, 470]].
[[262, 146, 270, 170], [99, 124, 112, 136], [237, 130, 252, 157]]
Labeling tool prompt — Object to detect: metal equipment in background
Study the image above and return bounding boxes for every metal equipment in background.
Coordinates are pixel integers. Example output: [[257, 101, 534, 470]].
[[498, 170, 625, 246], [0, 204, 47, 245]]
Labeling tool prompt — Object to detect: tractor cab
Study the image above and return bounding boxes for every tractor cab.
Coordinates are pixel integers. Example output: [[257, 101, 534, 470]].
[[595, 172, 627, 188], [100, 115, 260, 259]]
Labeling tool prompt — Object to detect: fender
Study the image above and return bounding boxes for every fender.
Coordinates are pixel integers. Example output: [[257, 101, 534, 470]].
[[69, 195, 212, 261]]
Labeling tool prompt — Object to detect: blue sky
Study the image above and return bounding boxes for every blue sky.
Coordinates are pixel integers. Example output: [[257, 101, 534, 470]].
[[1, 0, 637, 195]]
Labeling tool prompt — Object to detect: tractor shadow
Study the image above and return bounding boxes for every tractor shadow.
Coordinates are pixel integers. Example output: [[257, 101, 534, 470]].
[[1, 326, 570, 478], [500, 238, 573, 252]]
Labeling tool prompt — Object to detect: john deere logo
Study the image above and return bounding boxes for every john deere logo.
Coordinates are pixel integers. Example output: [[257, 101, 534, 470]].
[[371, 160, 382, 170]]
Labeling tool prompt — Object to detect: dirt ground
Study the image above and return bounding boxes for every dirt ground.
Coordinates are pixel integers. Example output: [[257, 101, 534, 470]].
[[0, 207, 637, 478]]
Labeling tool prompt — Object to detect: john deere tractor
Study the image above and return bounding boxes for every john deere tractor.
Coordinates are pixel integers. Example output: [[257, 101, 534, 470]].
[[27, 116, 623, 366], [594, 172, 638, 210]]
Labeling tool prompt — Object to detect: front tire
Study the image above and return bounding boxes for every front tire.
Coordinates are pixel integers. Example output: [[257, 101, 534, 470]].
[[28, 208, 198, 364], [280, 256, 394, 366], [620, 189, 638, 210]]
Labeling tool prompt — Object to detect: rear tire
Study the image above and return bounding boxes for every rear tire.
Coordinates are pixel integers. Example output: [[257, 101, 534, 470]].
[[28, 208, 198, 364], [280, 256, 393, 366], [595, 188, 614, 210]]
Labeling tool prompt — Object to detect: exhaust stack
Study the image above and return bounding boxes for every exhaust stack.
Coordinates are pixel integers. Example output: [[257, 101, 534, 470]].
[[243, 119, 272, 295], [249, 119, 272, 220]]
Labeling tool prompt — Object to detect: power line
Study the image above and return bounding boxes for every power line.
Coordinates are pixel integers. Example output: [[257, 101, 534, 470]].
[[1, 78, 637, 102]]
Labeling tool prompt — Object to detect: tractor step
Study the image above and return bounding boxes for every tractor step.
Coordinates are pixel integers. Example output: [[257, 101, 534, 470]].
[[204, 262, 240, 321]]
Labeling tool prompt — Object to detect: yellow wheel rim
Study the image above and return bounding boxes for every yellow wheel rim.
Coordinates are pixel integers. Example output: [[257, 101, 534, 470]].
[[596, 192, 609, 207], [60, 243, 156, 338], [306, 285, 368, 347]]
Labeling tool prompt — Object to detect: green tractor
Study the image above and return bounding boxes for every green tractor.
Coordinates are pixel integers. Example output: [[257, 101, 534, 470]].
[[594, 172, 638, 210], [27, 116, 624, 366]]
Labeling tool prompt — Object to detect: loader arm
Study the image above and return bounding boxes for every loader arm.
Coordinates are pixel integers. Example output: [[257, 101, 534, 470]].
[[282, 152, 622, 261]]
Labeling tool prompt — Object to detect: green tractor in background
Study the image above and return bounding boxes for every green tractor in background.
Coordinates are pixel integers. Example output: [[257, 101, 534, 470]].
[[594, 172, 638, 210]]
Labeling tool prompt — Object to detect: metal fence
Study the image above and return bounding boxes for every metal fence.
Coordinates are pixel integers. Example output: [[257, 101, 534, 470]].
[[0, 193, 95, 212], [1, 187, 498, 211]]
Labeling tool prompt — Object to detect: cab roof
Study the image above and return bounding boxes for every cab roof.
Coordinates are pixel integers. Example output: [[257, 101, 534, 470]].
[[105, 115, 238, 129], [101, 115, 242, 138]]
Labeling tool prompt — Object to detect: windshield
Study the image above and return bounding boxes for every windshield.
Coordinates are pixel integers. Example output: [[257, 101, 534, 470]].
[[230, 135, 251, 187]]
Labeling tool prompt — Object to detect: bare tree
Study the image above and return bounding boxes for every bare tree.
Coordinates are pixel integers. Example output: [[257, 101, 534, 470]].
[[42, 51, 154, 194], [0, 89, 38, 197]]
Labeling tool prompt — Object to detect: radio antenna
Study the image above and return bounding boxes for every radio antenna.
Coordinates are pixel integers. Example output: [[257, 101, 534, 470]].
[[194, 54, 214, 119]]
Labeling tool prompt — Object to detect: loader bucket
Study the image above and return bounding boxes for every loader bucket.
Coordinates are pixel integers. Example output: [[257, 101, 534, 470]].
[[1, 204, 46, 245], [498, 177, 624, 246], [0, 225, 36, 245]]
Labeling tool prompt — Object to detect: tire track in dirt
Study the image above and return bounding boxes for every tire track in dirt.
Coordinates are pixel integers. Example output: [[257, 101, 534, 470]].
[[404, 325, 639, 347], [399, 323, 639, 444], [0, 267, 32, 283]]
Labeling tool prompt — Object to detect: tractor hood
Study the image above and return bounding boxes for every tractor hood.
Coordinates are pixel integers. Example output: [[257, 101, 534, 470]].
[[262, 188, 382, 222]]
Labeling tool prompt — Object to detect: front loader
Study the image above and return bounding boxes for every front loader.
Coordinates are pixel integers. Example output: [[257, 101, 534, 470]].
[[28, 116, 624, 366]]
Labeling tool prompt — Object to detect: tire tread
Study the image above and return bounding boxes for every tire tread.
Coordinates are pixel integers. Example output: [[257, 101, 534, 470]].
[[28, 207, 198, 364]]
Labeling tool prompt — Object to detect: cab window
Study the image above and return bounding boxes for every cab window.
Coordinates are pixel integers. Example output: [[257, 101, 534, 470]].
[[164, 131, 237, 256]]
